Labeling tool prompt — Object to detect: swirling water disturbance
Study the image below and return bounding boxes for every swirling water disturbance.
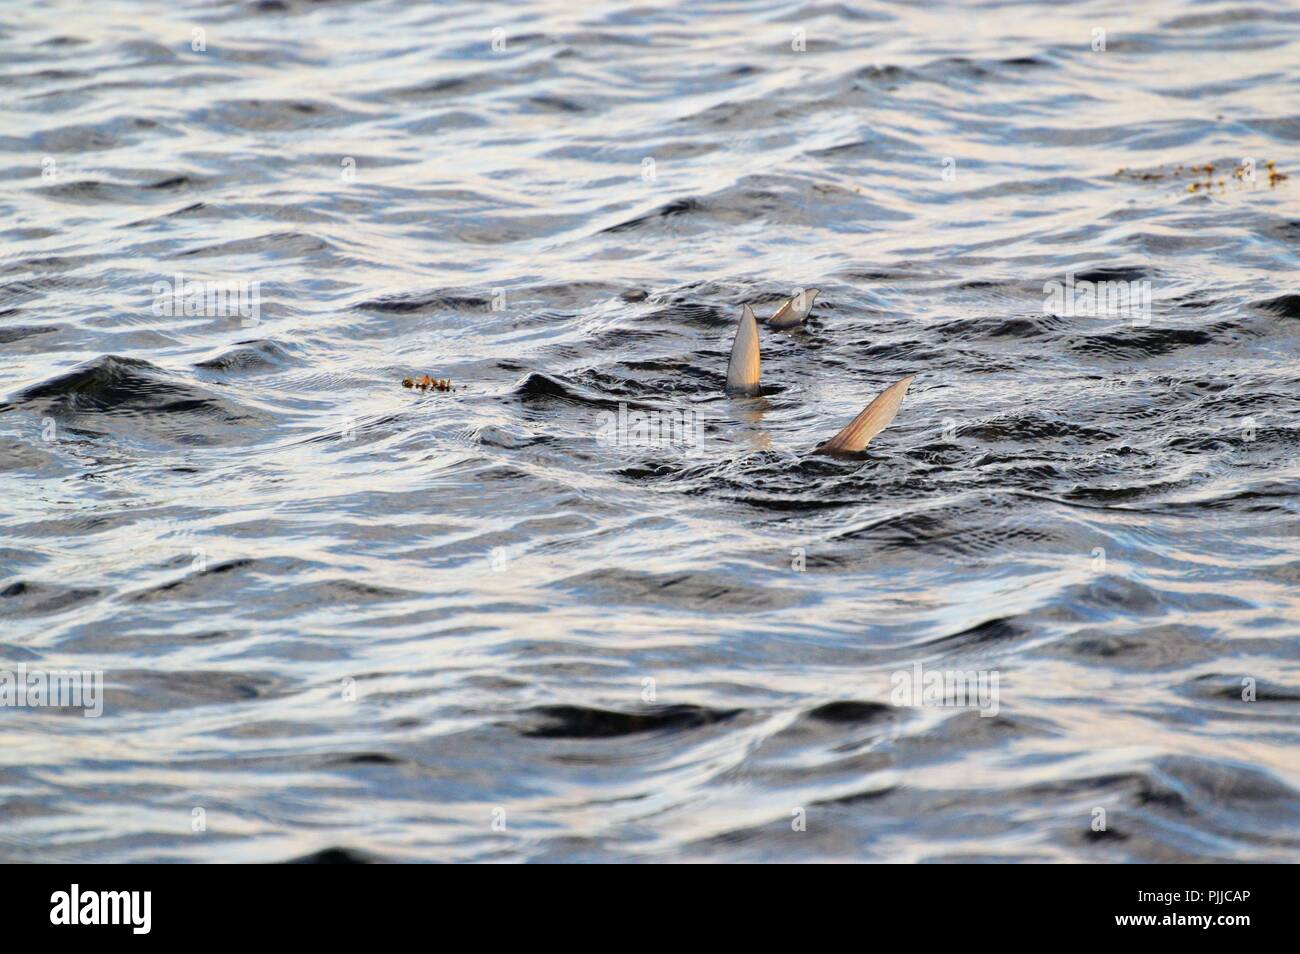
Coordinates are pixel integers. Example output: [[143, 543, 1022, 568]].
[[0, 0, 1298, 862]]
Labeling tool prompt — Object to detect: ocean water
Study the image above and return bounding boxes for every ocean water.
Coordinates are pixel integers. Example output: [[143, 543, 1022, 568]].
[[1, 0, 1298, 863]]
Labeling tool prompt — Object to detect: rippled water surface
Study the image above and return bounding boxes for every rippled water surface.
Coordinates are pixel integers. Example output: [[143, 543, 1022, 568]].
[[2, 0, 1299, 862]]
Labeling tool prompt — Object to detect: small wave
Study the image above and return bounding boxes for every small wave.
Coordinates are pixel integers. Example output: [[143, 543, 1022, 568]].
[[4, 355, 276, 446]]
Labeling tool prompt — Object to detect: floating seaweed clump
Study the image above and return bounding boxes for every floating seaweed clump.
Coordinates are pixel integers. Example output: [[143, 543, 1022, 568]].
[[402, 374, 455, 391], [1114, 160, 1287, 193]]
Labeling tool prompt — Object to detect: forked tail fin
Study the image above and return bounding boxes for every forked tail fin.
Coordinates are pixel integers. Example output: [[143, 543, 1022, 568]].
[[766, 288, 821, 329], [725, 304, 761, 395], [814, 374, 914, 455]]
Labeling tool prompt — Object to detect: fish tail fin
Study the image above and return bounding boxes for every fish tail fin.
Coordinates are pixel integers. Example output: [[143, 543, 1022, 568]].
[[768, 287, 821, 329], [725, 305, 761, 395], [815, 374, 914, 454]]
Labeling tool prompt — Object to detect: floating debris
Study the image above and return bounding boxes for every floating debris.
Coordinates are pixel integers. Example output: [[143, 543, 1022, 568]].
[[1116, 160, 1286, 192], [402, 374, 455, 392]]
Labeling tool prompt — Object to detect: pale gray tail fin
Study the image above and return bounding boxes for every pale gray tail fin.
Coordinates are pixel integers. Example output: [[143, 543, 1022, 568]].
[[725, 305, 761, 395], [766, 288, 821, 329], [815, 374, 914, 455]]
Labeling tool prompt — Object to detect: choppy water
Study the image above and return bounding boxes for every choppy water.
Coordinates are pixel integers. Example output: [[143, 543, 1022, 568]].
[[2, 0, 1299, 863]]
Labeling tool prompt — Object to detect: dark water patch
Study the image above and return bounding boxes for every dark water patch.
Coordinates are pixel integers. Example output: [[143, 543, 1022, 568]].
[[148, 201, 209, 222], [1067, 324, 1221, 359], [286, 852, 379, 868], [813, 784, 899, 807], [675, 97, 802, 132], [0, 324, 58, 344], [107, 669, 289, 711], [1163, 8, 1296, 30], [1072, 266, 1151, 283], [566, 366, 672, 400], [4, 355, 275, 447], [1185, 673, 1300, 704], [615, 461, 684, 480], [519, 703, 742, 738], [525, 93, 586, 113], [1253, 293, 1300, 318], [172, 230, 336, 260], [1046, 623, 1222, 669], [193, 339, 300, 374], [959, 412, 1117, 444], [837, 264, 942, 283], [0, 439, 61, 473], [1046, 576, 1175, 621], [197, 98, 367, 132], [891, 711, 1030, 759], [376, 60, 556, 103], [601, 197, 704, 234], [125, 558, 259, 603], [1259, 219, 1300, 244], [920, 616, 1024, 649], [641, 301, 726, 327], [510, 371, 633, 411], [165, 198, 213, 221], [1166, 289, 1218, 310], [647, 282, 735, 305], [114, 39, 177, 65], [469, 424, 543, 450], [806, 700, 895, 723], [1134, 775, 1190, 813], [851, 62, 907, 83], [355, 289, 491, 314], [1147, 756, 1300, 828], [729, 488, 875, 514], [556, 566, 803, 612], [520, 281, 627, 309], [142, 174, 195, 191], [1002, 55, 1049, 67], [286, 578, 414, 607], [0, 579, 101, 618], [932, 313, 1066, 340], [806, 130, 918, 160], [35, 179, 166, 205], [325, 752, 405, 767]]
